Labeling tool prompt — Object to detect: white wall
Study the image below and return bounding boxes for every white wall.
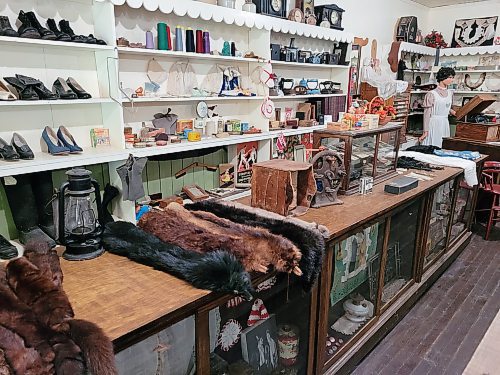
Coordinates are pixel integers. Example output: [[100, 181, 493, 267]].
[[425, 0, 500, 46]]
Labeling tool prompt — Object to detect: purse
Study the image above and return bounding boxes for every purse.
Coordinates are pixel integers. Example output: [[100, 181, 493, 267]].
[[152, 108, 178, 135]]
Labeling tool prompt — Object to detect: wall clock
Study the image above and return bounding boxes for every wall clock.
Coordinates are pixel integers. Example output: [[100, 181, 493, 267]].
[[196, 101, 208, 118], [253, 0, 287, 18], [314, 4, 345, 30], [288, 8, 304, 23]]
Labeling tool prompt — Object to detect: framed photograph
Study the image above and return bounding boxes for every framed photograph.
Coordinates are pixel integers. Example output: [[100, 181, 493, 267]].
[[241, 314, 279, 374], [219, 163, 235, 188], [182, 184, 209, 202]]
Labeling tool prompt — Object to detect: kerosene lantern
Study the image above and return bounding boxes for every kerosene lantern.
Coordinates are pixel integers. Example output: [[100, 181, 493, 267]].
[[59, 168, 104, 261]]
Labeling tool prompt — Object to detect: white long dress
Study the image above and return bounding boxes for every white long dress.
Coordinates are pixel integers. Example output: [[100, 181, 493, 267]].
[[422, 89, 452, 148]]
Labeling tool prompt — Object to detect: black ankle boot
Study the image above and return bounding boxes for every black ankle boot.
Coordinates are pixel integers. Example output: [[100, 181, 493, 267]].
[[101, 184, 119, 225], [46, 18, 71, 42], [26, 12, 56, 40], [58, 19, 87, 43], [15, 74, 58, 100], [0, 15, 19, 37], [17, 10, 41, 39], [0, 234, 17, 260]]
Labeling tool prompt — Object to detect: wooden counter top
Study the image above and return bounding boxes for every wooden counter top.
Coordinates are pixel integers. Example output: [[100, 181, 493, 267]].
[[60, 252, 210, 349]]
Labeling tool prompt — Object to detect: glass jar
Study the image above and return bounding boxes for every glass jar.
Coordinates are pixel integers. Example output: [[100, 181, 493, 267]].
[[242, 0, 257, 12], [218, 0, 236, 8]]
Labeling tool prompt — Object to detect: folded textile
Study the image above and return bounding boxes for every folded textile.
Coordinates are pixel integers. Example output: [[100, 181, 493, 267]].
[[406, 145, 441, 154], [186, 199, 328, 292], [397, 156, 439, 171], [102, 221, 254, 299], [433, 149, 481, 161], [139, 203, 303, 277], [0, 243, 117, 375], [390, 151, 478, 186]]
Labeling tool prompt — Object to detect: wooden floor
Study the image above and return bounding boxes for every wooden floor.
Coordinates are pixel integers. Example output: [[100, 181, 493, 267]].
[[352, 233, 500, 375]]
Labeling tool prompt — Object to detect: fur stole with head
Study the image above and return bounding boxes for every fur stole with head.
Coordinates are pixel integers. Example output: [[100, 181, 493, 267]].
[[186, 200, 327, 291], [138, 203, 303, 276], [103, 221, 254, 299]]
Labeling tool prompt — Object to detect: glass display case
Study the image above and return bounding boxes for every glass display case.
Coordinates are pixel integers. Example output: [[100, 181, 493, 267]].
[[313, 124, 402, 194], [324, 221, 385, 367], [380, 199, 421, 308], [424, 180, 454, 267], [115, 316, 196, 374], [449, 177, 474, 245], [207, 273, 313, 375]]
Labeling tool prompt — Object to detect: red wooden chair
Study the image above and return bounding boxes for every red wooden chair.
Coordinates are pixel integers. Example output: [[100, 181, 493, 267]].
[[480, 161, 500, 240]]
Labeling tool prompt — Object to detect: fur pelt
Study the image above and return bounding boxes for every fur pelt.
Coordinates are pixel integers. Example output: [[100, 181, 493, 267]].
[[0, 348, 13, 375], [186, 200, 327, 291], [102, 221, 254, 300], [138, 203, 303, 276], [0, 244, 117, 375]]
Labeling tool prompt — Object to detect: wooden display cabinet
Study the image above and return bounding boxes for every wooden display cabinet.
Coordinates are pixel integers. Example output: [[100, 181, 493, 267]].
[[313, 124, 402, 194]]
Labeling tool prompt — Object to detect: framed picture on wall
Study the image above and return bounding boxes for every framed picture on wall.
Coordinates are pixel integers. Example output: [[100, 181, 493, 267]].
[[451, 16, 498, 47], [240, 315, 279, 374]]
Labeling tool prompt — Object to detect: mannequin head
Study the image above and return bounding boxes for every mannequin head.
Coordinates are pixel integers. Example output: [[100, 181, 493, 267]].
[[436, 67, 455, 87]]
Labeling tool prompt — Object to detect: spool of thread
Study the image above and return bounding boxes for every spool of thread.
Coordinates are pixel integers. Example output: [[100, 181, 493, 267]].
[[175, 26, 183, 51], [185, 28, 195, 53], [166, 25, 172, 50], [146, 31, 154, 49], [203, 31, 211, 54], [231, 41, 236, 57], [196, 29, 203, 53], [157, 23, 168, 50]]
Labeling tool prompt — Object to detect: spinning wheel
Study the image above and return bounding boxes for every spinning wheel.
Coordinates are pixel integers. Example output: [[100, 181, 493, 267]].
[[311, 150, 346, 207]]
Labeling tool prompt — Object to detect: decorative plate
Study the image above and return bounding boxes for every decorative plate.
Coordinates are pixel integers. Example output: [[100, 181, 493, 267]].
[[217, 319, 242, 351]]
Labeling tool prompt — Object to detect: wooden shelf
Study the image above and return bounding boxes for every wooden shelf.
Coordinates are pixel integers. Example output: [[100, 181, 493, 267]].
[[0, 35, 113, 52], [117, 46, 263, 63]]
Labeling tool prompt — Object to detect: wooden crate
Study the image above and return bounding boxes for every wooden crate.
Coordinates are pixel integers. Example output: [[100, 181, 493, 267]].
[[454, 94, 499, 142]]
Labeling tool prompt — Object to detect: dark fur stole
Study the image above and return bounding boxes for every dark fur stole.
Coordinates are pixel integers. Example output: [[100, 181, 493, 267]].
[[186, 200, 328, 291], [138, 203, 303, 276], [103, 221, 254, 299], [0, 348, 13, 375]]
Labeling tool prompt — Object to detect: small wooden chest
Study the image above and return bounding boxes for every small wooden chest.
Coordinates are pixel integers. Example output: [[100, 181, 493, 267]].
[[454, 94, 499, 142], [251, 160, 317, 216]]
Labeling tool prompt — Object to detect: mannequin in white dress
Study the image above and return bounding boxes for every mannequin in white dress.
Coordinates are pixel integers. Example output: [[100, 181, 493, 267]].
[[419, 67, 457, 147]]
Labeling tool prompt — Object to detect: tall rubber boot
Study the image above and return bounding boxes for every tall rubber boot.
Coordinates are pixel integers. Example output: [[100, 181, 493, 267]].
[[101, 183, 119, 225], [31, 171, 56, 239], [1, 174, 56, 248]]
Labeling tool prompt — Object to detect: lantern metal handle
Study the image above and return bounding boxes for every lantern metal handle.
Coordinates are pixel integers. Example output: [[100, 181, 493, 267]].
[[58, 182, 70, 246]]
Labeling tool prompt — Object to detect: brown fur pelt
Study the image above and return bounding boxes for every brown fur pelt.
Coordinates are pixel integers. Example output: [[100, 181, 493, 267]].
[[69, 320, 117, 375], [0, 348, 13, 375], [24, 242, 63, 288], [6, 257, 74, 333], [49, 334, 85, 375], [138, 203, 302, 275]]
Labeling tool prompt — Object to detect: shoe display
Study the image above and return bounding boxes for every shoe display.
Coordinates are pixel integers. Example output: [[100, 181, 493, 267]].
[[42, 126, 70, 155], [46, 18, 71, 42], [0, 234, 17, 260], [0, 15, 19, 37], [16, 74, 58, 100], [52, 77, 78, 99], [17, 10, 41, 39], [3, 76, 39, 100], [31, 171, 57, 240], [59, 19, 87, 43], [0, 79, 17, 101], [11, 133, 34, 160], [89, 34, 107, 45], [66, 77, 91, 99], [19, 226, 56, 248], [25, 11, 56, 40], [57, 126, 83, 153], [0, 137, 20, 161]]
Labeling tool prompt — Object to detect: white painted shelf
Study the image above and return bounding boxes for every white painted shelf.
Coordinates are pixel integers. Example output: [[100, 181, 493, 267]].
[[404, 70, 432, 73], [117, 46, 263, 63], [270, 94, 346, 100], [453, 70, 500, 73], [0, 35, 113, 52], [0, 147, 128, 178], [453, 91, 500, 95], [121, 96, 265, 104], [0, 98, 114, 107], [269, 124, 327, 136], [272, 61, 350, 69]]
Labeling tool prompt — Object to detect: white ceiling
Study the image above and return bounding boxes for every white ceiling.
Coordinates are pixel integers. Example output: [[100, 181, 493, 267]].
[[411, 0, 491, 7]]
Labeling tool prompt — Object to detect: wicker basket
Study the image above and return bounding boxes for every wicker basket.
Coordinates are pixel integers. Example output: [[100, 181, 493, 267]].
[[368, 96, 393, 125]]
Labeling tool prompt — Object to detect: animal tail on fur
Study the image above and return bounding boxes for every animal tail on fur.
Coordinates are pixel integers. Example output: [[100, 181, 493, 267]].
[[68, 319, 117, 375], [103, 222, 254, 300]]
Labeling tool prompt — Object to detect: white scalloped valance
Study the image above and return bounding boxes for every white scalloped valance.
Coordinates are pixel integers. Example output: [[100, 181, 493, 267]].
[[95, 0, 354, 43], [400, 42, 436, 56], [441, 45, 500, 56]]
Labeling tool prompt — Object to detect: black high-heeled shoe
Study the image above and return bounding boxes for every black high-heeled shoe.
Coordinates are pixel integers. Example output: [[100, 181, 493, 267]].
[[16, 74, 58, 100], [17, 10, 41, 39], [58, 20, 87, 43], [46, 18, 71, 42], [52, 77, 77, 99], [66, 77, 91, 99], [0, 137, 20, 161], [11, 132, 34, 160], [25, 12, 56, 40]]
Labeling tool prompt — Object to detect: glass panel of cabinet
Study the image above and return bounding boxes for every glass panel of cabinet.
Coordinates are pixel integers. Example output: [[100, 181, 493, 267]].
[[449, 177, 474, 245], [115, 316, 196, 375], [208, 273, 313, 375], [424, 180, 454, 267], [313, 124, 402, 194]]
